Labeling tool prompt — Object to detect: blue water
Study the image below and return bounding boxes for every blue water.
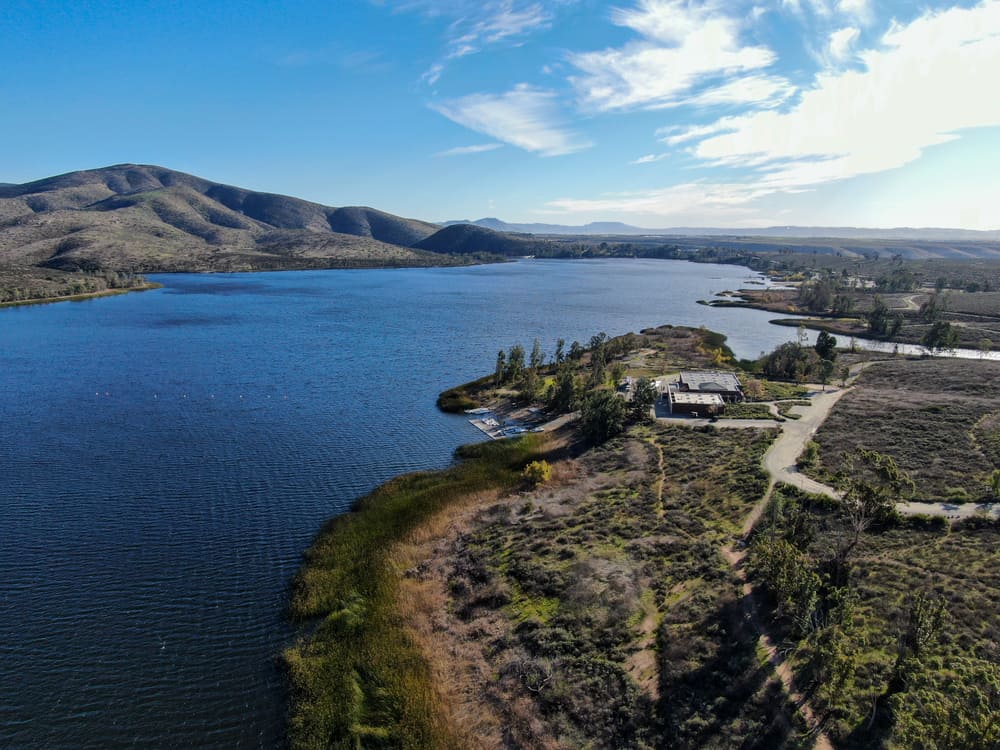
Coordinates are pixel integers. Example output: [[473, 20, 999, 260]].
[[0, 259, 806, 748]]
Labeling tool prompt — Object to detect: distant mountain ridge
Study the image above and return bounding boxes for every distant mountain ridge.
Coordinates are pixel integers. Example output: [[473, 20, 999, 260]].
[[444, 217, 1000, 241], [0, 164, 447, 274]]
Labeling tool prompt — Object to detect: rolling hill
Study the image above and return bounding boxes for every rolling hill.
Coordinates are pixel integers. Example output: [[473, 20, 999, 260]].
[[0, 164, 447, 275]]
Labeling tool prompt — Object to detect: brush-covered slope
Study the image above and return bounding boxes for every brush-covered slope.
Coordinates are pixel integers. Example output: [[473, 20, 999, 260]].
[[414, 223, 557, 257], [0, 164, 446, 274]]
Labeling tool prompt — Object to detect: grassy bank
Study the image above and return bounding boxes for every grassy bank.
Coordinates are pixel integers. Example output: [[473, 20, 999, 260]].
[[284, 434, 553, 750], [435, 374, 491, 413]]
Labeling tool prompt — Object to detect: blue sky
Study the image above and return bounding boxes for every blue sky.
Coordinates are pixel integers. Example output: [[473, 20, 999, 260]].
[[2, 0, 999, 228]]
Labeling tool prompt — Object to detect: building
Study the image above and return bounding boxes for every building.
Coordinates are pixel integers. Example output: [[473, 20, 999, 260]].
[[666, 390, 724, 416], [677, 370, 744, 402]]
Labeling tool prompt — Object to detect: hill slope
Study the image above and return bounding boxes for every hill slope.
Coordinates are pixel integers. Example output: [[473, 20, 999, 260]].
[[0, 164, 446, 276], [414, 223, 558, 256]]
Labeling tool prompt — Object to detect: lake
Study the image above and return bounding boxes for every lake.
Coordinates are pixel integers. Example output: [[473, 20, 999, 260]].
[[1, 258, 815, 748]]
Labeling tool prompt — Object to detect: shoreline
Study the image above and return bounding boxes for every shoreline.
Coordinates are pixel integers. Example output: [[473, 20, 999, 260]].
[[0, 282, 163, 309]]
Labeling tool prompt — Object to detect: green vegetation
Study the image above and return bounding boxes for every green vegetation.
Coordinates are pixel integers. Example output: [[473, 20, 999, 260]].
[[284, 434, 553, 750], [522, 460, 553, 486], [742, 377, 810, 401], [435, 375, 491, 413], [721, 402, 776, 420], [0, 266, 159, 305], [748, 483, 999, 748], [776, 400, 811, 419], [443, 424, 808, 748]]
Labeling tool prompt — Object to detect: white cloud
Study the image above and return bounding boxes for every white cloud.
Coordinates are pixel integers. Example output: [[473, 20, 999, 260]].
[[446, 1, 551, 58], [827, 26, 860, 61], [391, 1, 555, 82], [836, 0, 871, 23], [569, 0, 784, 111], [630, 153, 668, 164], [686, 73, 796, 108], [430, 84, 592, 156], [434, 143, 504, 157], [674, 2, 1000, 193]]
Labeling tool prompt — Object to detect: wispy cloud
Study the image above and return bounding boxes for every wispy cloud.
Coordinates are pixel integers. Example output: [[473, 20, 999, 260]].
[[836, 0, 872, 24], [382, 1, 556, 83], [434, 143, 504, 157], [430, 84, 592, 156], [569, 0, 786, 111], [630, 153, 668, 164], [826, 26, 860, 62]]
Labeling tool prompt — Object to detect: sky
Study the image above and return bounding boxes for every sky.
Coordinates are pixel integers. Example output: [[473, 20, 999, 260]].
[[2, 0, 999, 229]]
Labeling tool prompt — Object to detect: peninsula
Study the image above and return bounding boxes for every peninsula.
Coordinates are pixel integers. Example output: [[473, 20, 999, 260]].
[[285, 326, 1000, 749]]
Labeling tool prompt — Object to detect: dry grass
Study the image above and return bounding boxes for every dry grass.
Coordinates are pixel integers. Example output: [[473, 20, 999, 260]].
[[807, 358, 1000, 501]]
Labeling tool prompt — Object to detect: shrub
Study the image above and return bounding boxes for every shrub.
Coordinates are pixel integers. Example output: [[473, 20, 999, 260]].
[[523, 460, 553, 486]]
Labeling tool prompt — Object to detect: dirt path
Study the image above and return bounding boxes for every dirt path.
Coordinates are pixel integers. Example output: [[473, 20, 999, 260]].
[[721, 544, 834, 750], [720, 384, 857, 750], [761, 387, 850, 501]]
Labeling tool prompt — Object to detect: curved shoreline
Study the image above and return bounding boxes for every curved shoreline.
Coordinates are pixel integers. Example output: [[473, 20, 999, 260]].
[[0, 282, 162, 308]]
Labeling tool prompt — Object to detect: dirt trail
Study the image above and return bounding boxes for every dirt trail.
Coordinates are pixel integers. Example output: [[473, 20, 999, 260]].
[[720, 383, 857, 750]]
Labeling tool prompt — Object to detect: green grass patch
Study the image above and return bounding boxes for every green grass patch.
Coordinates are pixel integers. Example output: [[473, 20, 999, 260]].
[[722, 403, 776, 420], [776, 399, 811, 420], [435, 374, 492, 413], [284, 434, 551, 750], [758, 380, 810, 400]]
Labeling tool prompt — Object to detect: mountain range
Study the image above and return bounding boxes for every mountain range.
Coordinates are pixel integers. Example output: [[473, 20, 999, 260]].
[[0, 164, 457, 274], [3, 165, 1000, 291], [444, 217, 1000, 241]]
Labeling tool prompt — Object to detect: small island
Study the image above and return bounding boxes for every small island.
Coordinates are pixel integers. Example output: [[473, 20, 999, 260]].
[[284, 326, 1000, 749]]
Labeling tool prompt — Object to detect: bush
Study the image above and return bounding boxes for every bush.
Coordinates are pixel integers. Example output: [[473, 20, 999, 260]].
[[523, 460, 553, 486]]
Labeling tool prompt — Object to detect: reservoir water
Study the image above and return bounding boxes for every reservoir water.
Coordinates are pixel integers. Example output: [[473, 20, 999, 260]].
[[2, 259, 821, 748]]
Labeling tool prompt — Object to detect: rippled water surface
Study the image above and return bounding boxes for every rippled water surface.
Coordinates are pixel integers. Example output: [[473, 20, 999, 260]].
[[2, 259, 811, 748]]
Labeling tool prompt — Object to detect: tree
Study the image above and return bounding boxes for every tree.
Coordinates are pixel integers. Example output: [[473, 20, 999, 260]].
[[919, 292, 948, 322], [989, 468, 1000, 499], [922, 321, 959, 352], [568, 341, 585, 361], [836, 448, 914, 558], [580, 390, 627, 444], [494, 350, 506, 387], [546, 368, 579, 414], [743, 378, 766, 401], [506, 344, 525, 384], [749, 537, 822, 634], [554, 338, 566, 364], [867, 296, 890, 335], [818, 359, 835, 390], [609, 362, 627, 388], [529, 338, 545, 371], [630, 377, 657, 421], [815, 331, 838, 361]]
